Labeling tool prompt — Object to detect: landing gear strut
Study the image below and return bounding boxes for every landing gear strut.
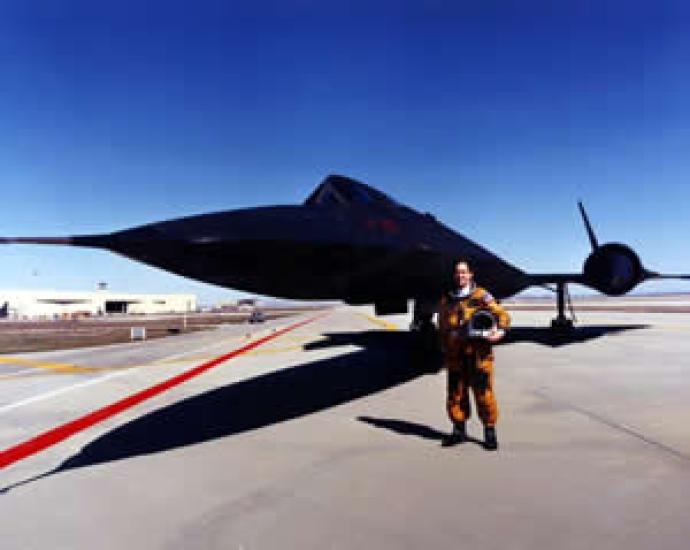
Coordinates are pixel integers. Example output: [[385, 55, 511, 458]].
[[551, 281, 574, 331], [410, 299, 442, 372], [410, 298, 437, 334]]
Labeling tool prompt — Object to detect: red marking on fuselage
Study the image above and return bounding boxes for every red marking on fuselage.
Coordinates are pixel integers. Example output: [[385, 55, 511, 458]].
[[0, 314, 325, 470], [379, 218, 400, 235], [361, 218, 400, 235]]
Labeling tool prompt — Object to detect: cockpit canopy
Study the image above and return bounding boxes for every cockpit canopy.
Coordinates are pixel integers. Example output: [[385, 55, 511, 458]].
[[305, 175, 400, 208]]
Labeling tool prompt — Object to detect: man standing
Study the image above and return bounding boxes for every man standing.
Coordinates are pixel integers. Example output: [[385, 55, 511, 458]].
[[438, 260, 510, 450]]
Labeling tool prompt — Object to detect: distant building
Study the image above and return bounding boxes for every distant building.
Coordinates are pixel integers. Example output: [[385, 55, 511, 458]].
[[0, 290, 196, 319], [236, 298, 258, 311]]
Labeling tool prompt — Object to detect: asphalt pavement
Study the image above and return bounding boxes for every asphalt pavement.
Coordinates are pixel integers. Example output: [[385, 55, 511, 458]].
[[1, 304, 690, 549]]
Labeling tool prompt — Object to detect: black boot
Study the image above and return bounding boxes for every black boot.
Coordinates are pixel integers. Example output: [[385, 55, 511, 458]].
[[484, 426, 498, 451], [441, 422, 466, 447]]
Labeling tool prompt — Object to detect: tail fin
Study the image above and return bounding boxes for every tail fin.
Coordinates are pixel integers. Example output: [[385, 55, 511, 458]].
[[578, 201, 599, 251]]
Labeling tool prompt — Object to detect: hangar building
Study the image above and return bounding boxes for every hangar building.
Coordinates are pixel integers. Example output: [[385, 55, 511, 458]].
[[0, 290, 196, 319]]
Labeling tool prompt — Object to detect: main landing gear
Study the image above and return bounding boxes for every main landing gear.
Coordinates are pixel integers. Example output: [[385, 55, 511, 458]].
[[551, 281, 576, 332]]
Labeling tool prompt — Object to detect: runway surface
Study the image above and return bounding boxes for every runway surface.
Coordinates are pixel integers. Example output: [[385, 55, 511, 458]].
[[2, 305, 690, 549]]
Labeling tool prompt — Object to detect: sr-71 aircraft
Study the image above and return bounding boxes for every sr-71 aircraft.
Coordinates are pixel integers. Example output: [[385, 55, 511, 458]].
[[2, 175, 688, 330]]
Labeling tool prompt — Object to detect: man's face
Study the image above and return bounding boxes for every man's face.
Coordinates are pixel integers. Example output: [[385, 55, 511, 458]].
[[454, 263, 473, 288]]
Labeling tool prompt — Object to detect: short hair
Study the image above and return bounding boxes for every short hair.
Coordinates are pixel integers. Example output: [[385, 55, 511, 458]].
[[454, 260, 473, 273]]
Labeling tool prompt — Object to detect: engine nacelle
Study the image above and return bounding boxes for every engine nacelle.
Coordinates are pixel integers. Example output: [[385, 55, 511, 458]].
[[582, 243, 643, 296]]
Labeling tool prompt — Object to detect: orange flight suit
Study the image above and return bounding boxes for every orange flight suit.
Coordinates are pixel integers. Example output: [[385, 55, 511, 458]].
[[438, 286, 510, 427]]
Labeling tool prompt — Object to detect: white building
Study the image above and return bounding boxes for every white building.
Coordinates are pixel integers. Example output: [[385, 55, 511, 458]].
[[0, 290, 196, 319]]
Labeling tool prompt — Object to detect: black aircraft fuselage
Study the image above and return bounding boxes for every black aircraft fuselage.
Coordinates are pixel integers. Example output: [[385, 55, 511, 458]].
[[75, 201, 529, 304], [2, 175, 687, 324]]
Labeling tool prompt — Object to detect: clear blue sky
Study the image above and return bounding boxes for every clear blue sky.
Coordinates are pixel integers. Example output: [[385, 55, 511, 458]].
[[1, 1, 689, 304]]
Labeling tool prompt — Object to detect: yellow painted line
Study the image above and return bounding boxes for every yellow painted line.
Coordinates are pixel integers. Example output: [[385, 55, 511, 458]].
[[0, 327, 326, 378], [0, 356, 100, 374], [356, 312, 399, 331]]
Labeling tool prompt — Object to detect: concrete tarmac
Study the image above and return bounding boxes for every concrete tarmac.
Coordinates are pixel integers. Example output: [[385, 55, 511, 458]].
[[1, 305, 690, 549]]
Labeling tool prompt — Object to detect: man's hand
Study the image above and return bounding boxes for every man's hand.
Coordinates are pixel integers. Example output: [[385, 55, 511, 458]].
[[486, 328, 505, 344]]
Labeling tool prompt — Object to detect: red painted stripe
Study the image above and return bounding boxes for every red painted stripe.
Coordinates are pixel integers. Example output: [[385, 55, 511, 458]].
[[0, 315, 324, 469]]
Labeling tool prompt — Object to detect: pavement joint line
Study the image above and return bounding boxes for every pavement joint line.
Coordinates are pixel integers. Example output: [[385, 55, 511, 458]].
[[146, 332, 252, 364], [0, 313, 327, 469], [150, 355, 223, 366], [534, 389, 690, 464], [243, 333, 324, 355], [0, 369, 51, 381]]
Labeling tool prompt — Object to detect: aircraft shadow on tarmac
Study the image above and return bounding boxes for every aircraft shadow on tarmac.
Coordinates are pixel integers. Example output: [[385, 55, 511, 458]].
[[2, 323, 648, 490], [499, 324, 649, 347], [44, 330, 433, 476], [303, 324, 649, 351]]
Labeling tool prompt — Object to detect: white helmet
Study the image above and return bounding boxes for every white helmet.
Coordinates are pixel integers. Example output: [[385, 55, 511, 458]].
[[468, 310, 497, 339]]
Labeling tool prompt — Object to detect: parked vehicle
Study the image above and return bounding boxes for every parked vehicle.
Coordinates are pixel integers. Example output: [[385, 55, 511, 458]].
[[248, 310, 265, 323]]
